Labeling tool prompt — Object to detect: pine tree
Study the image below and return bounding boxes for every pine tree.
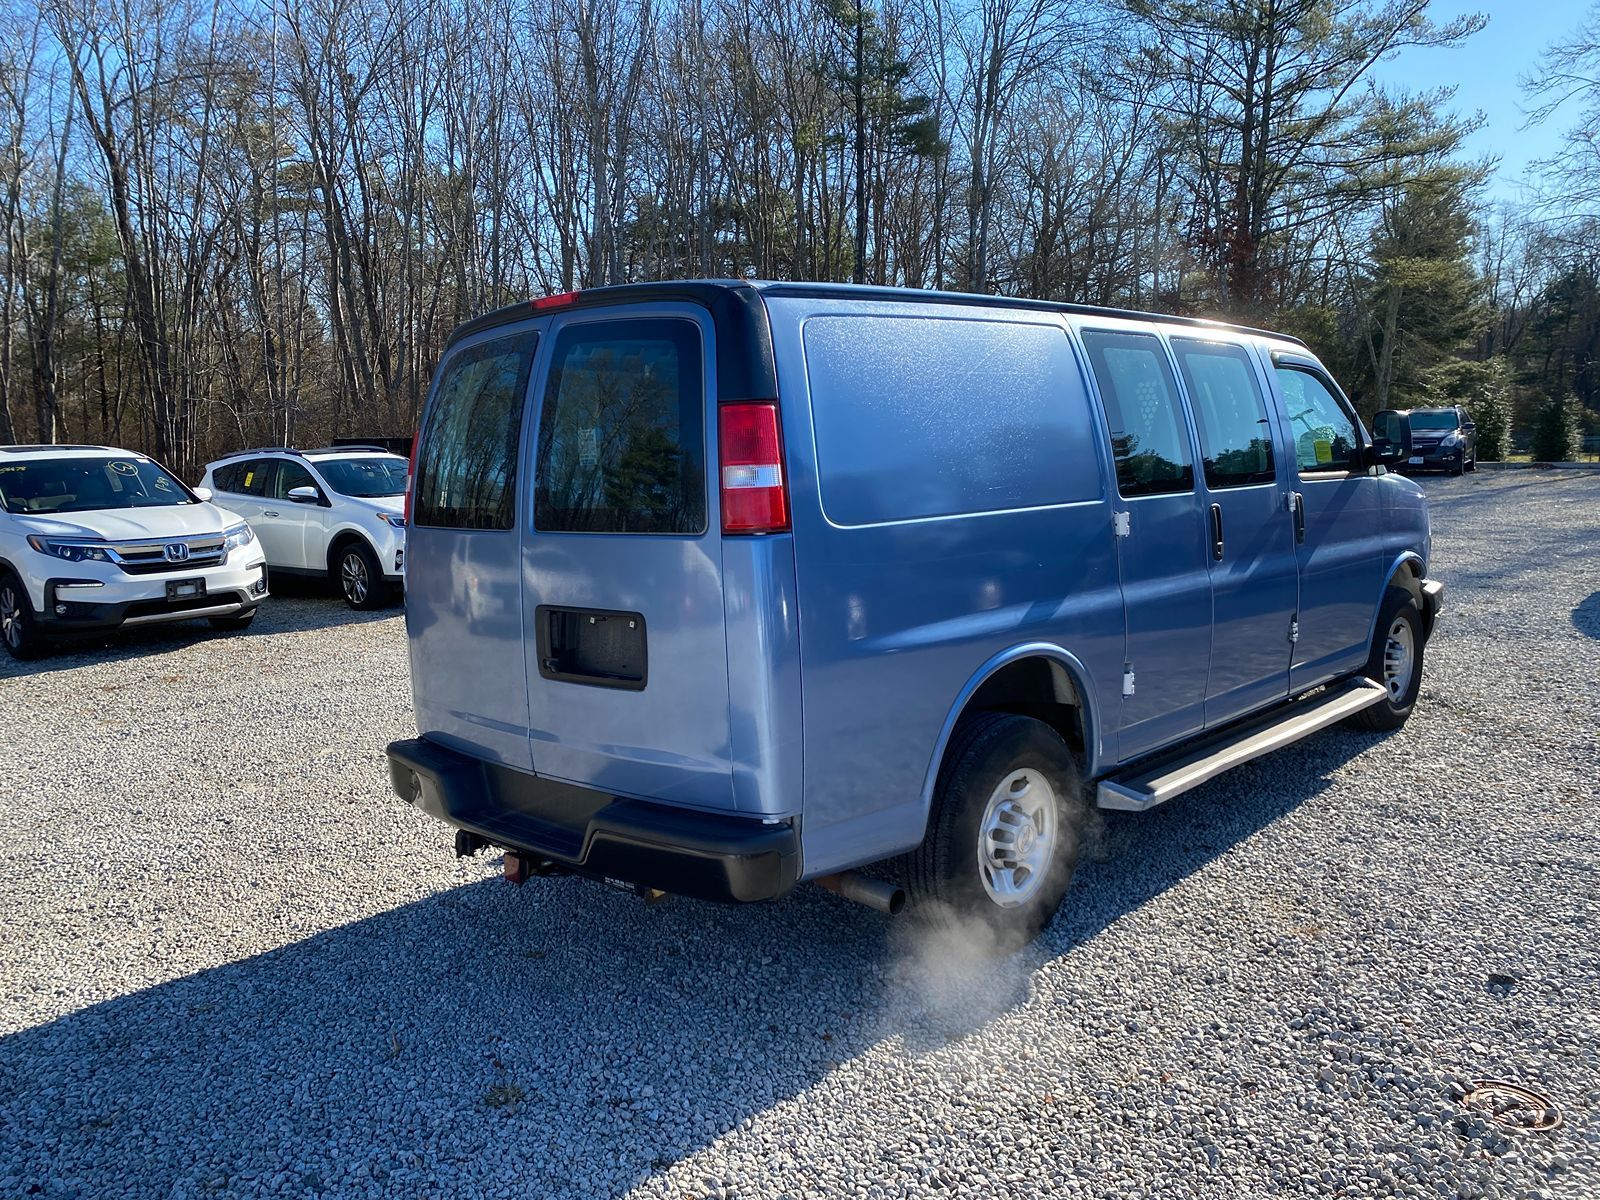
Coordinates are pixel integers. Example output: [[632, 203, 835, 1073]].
[[1530, 393, 1581, 462]]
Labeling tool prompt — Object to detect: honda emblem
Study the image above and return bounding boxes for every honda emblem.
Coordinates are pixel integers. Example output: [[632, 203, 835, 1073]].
[[164, 542, 190, 563]]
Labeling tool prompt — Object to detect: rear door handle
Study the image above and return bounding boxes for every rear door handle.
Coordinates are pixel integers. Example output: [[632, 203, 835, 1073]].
[[1208, 503, 1224, 561], [262, 510, 279, 518]]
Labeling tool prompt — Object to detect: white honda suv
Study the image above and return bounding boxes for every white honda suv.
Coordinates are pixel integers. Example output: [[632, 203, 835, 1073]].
[[0, 444, 268, 660], [198, 446, 407, 609]]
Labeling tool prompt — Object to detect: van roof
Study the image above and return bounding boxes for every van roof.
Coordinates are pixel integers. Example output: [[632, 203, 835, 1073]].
[[446, 279, 1310, 354]]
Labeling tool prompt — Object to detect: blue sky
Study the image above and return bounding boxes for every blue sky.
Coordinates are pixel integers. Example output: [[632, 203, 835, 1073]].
[[1372, 0, 1594, 204]]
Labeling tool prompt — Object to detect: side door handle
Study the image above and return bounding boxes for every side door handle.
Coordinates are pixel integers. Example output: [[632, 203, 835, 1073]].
[[1208, 503, 1224, 561], [262, 510, 279, 518], [1289, 491, 1305, 544]]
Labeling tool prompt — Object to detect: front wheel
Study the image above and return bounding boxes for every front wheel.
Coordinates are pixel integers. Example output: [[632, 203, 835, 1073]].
[[336, 542, 388, 610], [0, 570, 47, 661], [1344, 586, 1426, 732], [904, 713, 1086, 952]]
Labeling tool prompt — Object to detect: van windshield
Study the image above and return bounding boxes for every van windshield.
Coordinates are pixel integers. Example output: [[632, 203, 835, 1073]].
[[315, 456, 409, 497], [0, 456, 197, 514]]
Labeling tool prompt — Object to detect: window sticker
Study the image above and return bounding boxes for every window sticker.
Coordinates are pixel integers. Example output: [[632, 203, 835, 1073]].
[[153, 475, 172, 490], [110, 461, 139, 476], [1314, 439, 1333, 465], [244, 471, 254, 488]]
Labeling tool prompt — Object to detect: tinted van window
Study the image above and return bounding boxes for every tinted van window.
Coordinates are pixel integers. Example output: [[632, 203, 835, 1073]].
[[1171, 339, 1276, 487], [1080, 330, 1194, 497], [534, 318, 706, 534], [804, 316, 1100, 526], [415, 332, 536, 530], [1277, 367, 1360, 473]]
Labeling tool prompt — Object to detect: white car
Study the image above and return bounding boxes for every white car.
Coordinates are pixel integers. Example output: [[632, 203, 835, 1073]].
[[0, 444, 268, 660], [198, 446, 407, 609]]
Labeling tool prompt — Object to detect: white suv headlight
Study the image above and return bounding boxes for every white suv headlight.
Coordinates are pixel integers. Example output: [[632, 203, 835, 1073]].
[[376, 512, 406, 528], [223, 523, 256, 551], [26, 536, 111, 563]]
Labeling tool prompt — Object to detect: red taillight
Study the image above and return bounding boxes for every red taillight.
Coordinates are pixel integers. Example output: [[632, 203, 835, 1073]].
[[719, 403, 789, 535], [531, 291, 580, 311], [404, 432, 420, 524]]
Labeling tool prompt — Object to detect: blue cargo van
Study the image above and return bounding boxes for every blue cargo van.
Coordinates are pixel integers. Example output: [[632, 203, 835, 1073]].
[[387, 282, 1442, 945]]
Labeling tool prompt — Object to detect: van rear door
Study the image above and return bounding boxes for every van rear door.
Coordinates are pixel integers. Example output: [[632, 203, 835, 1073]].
[[519, 306, 737, 812], [407, 324, 543, 770]]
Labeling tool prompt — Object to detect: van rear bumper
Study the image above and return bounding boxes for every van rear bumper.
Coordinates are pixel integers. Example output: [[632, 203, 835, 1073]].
[[386, 737, 800, 903]]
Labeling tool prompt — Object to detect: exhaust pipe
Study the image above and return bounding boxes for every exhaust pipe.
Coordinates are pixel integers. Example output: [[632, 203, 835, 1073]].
[[816, 871, 906, 915]]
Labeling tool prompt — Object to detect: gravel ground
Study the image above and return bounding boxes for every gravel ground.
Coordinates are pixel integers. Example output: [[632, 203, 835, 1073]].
[[1, 471, 1597, 1200]]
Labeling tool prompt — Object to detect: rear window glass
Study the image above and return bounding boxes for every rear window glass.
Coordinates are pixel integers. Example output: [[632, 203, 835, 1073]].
[[415, 332, 536, 530], [216, 460, 271, 496], [804, 315, 1100, 526], [534, 318, 706, 534]]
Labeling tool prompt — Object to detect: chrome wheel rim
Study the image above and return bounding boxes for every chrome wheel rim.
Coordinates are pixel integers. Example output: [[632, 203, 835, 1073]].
[[977, 767, 1056, 908], [1382, 616, 1415, 703], [341, 553, 369, 604], [0, 585, 20, 649]]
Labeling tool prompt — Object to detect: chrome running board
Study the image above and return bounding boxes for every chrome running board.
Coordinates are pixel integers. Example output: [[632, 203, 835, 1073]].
[[1096, 678, 1388, 812]]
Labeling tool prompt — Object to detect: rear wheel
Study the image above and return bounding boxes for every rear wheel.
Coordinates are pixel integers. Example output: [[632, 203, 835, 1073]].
[[1344, 586, 1425, 731], [904, 713, 1086, 952], [0, 570, 46, 661], [336, 542, 388, 610]]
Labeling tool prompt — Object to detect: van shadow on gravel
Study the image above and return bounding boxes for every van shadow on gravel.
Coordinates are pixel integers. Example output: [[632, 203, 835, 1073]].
[[1572, 591, 1600, 639], [0, 729, 1375, 1197]]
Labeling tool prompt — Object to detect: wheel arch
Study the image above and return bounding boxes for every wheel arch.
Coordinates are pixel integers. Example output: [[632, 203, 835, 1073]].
[[1364, 552, 1426, 646], [918, 643, 1102, 825], [325, 527, 380, 577]]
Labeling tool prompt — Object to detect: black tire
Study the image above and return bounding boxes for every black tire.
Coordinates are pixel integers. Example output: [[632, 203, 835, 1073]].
[[1451, 456, 1465, 476], [1344, 586, 1426, 732], [0, 569, 47, 661], [208, 608, 258, 631], [335, 541, 388, 610], [1466, 453, 1477, 473], [904, 712, 1086, 952]]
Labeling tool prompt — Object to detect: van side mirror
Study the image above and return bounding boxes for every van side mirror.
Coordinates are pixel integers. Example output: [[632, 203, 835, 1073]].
[[287, 485, 321, 505], [1369, 410, 1412, 469]]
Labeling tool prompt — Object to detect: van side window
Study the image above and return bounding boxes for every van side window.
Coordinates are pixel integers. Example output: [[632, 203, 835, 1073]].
[[212, 463, 241, 492], [1276, 368, 1360, 474], [534, 318, 706, 535], [1170, 339, 1276, 488], [415, 332, 536, 530], [804, 316, 1101, 526], [1080, 330, 1194, 498]]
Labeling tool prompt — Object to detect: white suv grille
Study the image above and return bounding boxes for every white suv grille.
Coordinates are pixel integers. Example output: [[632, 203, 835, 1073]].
[[110, 536, 228, 575]]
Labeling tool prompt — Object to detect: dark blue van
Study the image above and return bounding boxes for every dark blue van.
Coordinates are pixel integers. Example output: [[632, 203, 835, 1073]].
[[387, 282, 1443, 945]]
